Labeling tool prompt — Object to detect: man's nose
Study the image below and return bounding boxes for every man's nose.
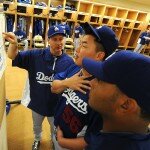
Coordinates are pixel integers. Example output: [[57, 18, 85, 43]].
[[76, 46, 81, 53], [56, 40, 62, 45]]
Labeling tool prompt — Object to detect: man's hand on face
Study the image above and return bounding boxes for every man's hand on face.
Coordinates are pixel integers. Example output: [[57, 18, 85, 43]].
[[65, 72, 91, 94]]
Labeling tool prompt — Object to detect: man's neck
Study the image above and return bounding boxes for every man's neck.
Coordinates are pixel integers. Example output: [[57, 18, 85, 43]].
[[81, 68, 91, 76], [50, 50, 62, 57], [62, 22, 66, 25], [102, 117, 149, 134]]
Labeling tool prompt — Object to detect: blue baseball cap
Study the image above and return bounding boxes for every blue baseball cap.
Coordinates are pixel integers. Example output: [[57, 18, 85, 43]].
[[48, 25, 66, 38], [83, 50, 150, 114], [83, 22, 119, 57]]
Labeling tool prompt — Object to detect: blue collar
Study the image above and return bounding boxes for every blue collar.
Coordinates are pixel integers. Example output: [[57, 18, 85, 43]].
[[44, 47, 64, 61]]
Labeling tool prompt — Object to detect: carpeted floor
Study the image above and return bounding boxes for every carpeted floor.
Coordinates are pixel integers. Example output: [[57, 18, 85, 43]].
[[5, 57, 52, 150]]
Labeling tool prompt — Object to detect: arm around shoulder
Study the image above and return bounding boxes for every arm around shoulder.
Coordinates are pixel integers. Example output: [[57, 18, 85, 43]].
[[57, 127, 87, 150], [51, 78, 70, 94], [58, 137, 87, 150]]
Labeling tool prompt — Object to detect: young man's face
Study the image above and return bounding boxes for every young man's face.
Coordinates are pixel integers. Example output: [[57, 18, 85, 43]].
[[48, 34, 64, 56], [75, 22, 80, 27], [89, 78, 119, 117], [75, 35, 103, 66]]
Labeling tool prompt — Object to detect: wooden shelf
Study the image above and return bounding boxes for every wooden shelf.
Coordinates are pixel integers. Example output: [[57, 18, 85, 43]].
[[124, 20, 135, 28], [116, 8, 127, 19], [113, 19, 122, 27], [134, 22, 140, 29], [112, 27, 122, 39], [50, 0, 65, 8], [137, 12, 147, 22], [119, 28, 132, 47], [3, 0, 150, 53], [126, 10, 138, 20], [79, 1, 92, 14], [17, 3, 31, 7], [142, 45, 150, 56], [4, 11, 16, 15], [128, 29, 141, 47], [118, 45, 126, 50], [102, 17, 113, 26], [65, 0, 79, 12], [147, 24, 150, 29], [90, 15, 101, 24], [3, 2, 16, 13], [77, 14, 89, 22], [49, 9, 63, 19], [64, 11, 77, 21], [104, 6, 117, 17], [92, 4, 105, 16], [34, 0, 49, 6], [17, 4, 33, 16]]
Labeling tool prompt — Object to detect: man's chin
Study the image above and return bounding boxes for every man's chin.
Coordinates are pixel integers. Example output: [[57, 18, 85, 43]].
[[89, 96, 95, 108], [89, 99, 92, 107], [54, 50, 62, 56], [74, 59, 81, 66], [56, 49, 62, 52]]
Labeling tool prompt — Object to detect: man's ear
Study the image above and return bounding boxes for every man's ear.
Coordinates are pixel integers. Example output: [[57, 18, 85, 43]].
[[96, 51, 105, 61], [120, 98, 138, 113]]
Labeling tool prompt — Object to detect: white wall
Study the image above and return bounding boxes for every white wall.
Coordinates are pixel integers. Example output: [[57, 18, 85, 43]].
[[93, 0, 150, 12], [0, 12, 7, 150]]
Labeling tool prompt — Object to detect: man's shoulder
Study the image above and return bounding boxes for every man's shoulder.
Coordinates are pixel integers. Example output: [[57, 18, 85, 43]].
[[141, 32, 147, 36], [61, 53, 74, 62], [65, 64, 80, 77], [85, 132, 150, 150], [16, 49, 44, 58]]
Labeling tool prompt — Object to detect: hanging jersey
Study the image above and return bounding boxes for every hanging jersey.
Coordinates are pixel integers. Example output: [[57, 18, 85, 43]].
[[18, 17, 27, 32], [34, 19, 43, 36], [6, 15, 14, 32], [139, 32, 150, 45], [12, 48, 74, 116], [54, 64, 103, 138], [85, 132, 150, 150], [59, 23, 71, 37]]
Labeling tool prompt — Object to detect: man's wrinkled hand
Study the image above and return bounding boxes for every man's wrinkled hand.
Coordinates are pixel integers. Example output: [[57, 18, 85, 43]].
[[2, 32, 18, 45], [65, 72, 91, 94]]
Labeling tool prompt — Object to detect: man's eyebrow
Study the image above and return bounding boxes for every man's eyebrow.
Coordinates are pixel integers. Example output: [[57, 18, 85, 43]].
[[82, 41, 88, 44]]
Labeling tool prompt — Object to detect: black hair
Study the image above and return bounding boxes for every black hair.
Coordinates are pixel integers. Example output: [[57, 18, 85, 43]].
[[82, 34, 106, 60], [140, 108, 150, 121], [94, 38, 106, 60]]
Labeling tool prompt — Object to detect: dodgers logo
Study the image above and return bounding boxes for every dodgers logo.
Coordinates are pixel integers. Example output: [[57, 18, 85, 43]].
[[75, 30, 79, 33], [54, 26, 59, 32], [36, 72, 54, 85], [16, 35, 24, 39], [62, 89, 88, 114]]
